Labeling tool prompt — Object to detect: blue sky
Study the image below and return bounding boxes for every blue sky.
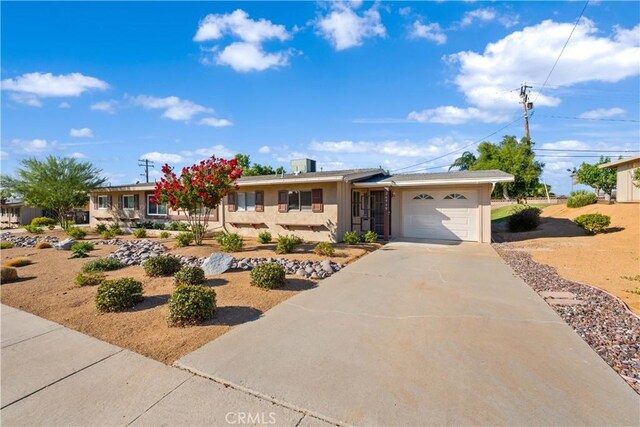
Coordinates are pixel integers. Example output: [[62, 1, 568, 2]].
[[2, 1, 639, 195]]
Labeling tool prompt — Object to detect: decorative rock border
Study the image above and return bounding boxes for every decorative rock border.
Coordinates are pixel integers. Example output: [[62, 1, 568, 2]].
[[494, 243, 640, 394], [0, 233, 59, 248]]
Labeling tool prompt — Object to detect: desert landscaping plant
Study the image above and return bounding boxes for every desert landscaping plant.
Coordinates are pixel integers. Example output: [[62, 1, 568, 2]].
[[133, 228, 147, 238], [566, 190, 597, 208], [35, 241, 52, 249], [257, 231, 272, 244], [1, 266, 19, 282], [250, 262, 286, 289], [100, 230, 115, 239], [31, 217, 56, 228], [166, 221, 188, 231], [82, 257, 125, 273], [109, 224, 124, 235], [622, 275, 640, 282], [4, 257, 32, 267], [143, 255, 182, 277], [95, 278, 143, 312], [159, 231, 170, 239], [507, 206, 541, 232], [175, 232, 194, 247], [23, 224, 43, 234], [275, 235, 302, 254], [314, 242, 335, 257], [174, 266, 205, 286], [574, 213, 611, 234], [0, 241, 15, 249], [168, 285, 216, 326], [66, 227, 87, 239], [343, 231, 360, 245], [216, 232, 243, 252], [95, 223, 109, 233], [361, 230, 378, 243], [75, 272, 106, 287]]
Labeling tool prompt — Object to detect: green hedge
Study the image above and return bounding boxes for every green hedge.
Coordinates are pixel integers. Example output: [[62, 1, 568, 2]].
[[174, 266, 206, 286], [95, 278, 143, 312], [168, 285, 216, 326], [250, 262, 285, 289], [574, 213, 611, 234], [143, 255, 182, 277]]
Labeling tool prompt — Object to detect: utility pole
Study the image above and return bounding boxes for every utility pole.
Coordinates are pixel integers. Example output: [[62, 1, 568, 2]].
[[138, 159, 154, 183], [520, 83, 533, 144]]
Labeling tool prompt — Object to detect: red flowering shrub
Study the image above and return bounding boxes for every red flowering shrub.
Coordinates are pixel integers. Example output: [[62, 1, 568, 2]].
[[153, 156, 242, 245]]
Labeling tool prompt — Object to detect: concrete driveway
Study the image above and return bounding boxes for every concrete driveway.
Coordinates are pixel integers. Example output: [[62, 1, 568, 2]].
[[177, 241, 640, 426]]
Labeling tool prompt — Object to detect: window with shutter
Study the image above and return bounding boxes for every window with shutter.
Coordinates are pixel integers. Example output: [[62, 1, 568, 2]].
[[255, 191, 264, 212], [312, 189, 323, 213], [278, 191, 288, 212], [227, 192, 237, 212]]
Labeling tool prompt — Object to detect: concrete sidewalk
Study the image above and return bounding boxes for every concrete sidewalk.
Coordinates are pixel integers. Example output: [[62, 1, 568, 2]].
[[177, 241, 640, 426], [0, 305, 325, 426]]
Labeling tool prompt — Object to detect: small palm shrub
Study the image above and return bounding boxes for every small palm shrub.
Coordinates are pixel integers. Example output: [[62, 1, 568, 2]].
[[4, 257, 31, 267], [574, 213, 611, 234], [258, 231, 272, 244], [70, 241, 94, 258], [95, 278, 143, 312], [507, 206, 541, 232], [250, 262, 286, 289], [275, 235, 301, 254], [82, 257, 125, 273], [343, 231, 360, 245], [95, 223, 109, 233], [100, 230, 116, 240], [168, 285, 216, 326], [159, 231, 170, 239], [23, 224, 43, 234], [75, 272, 106, 287], [216, 232, 243, 252], [143, 255, 182, 277], [361, 230, 378, 243], [1, 266, 18, 282], [31, 217, 56, 228], [314, 242, 335, 257], [174, 266, 205, 286], [35, 241, 52, 249], [566, 190, 597, 208], [175, 232, 194, 247], [0, 241, 15, 249], [133, 228, 147, 238], [109, 224, 124, 235], [66, 227, 87, 239]]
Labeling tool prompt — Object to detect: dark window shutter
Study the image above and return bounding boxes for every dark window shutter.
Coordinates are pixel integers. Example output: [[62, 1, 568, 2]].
[[92, 195, 98, 208], [255, 191, 264, 212], [227, 192, 237, 212], [134, 194, 139, 210], [107, 195, 112, 209], [312, 189, 323, 213], [119, 195, 123, 209], [212, 206, 219, 222], [278, 191, 288, 213]]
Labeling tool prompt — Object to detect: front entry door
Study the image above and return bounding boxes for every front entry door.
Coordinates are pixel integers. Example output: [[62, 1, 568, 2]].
[[370, 191, 387, 236]]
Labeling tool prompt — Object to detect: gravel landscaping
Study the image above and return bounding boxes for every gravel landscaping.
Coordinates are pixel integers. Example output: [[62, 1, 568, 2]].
[[0, 233, 59, 247], [495, 244, 640, 394]]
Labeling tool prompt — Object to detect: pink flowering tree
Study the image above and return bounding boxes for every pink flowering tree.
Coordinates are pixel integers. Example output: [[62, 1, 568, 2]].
[[152, 156, 243, 245]]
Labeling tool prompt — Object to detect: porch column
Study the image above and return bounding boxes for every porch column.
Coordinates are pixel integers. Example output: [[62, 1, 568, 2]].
[[383, 187, 390, 241]]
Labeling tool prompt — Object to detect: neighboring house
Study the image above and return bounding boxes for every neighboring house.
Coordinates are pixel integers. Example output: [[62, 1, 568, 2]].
[[89, 160, 513, 243], [599, 156, 640, 203], [0, 200, 43, 228]]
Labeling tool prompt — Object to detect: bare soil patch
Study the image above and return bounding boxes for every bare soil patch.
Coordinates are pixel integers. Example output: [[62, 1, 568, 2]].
[[494, 203, 640, 314], [0, 234, 379, 364]]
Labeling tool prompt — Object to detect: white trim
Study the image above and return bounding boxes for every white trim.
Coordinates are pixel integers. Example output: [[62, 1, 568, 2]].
[[353, 177, 514, 187], [122, 194, 135, 211], [599, 156, 640, 169], [97, 195, 108, 210], [146, 194, 168, 216]]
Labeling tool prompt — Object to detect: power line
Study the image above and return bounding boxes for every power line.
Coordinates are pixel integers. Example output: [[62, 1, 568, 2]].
[[534, 148, 640, 153], [536, 154, 633, 158], [535, 114, 640, 123], [394, 164, 455, 174]]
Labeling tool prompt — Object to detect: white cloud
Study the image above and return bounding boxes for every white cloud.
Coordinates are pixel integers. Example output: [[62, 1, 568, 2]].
[[410, 21, 446, 45], [198, 117, 233, 128], [1, 72, 108, 107], [309, 139, 454, 158], [408, 106, 510, 124], [258, 145, 271, 154], [194, 9, 293, 72], [0, 151, 7, 160], [316, 2, 386, 50], [58, 102, 71, 109], [540, 140, 589, 150], [459, 8, 496, 27], [408, 19, 640, 125], [140, 152, 184, 163], [69, 127, 94, 138], [132, 95, 212, 121], [9, 139, 58, 154], [140, 145, 236, 166], [69, 152, 87, 159], [180, 145, 235, 159], [578, 107, 625, 119], [91, 100, 118, 114]]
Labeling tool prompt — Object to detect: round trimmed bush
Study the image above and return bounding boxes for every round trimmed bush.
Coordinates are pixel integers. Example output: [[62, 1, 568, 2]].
[[314, 242, 335, 257], [275, 235, 301, 254], [250, 262, 286, 289], [31, 217, 56, 228], [174, 266, 205, 286], [133, 228, 147, 238], [574, 213, 611, 234], [95, 278, 143, 312], [168, 285, 216, 326], [143, 255, 182, 277], [216, 232, 243, 252], [566, 191, 597, 208], [507, 206, 541, 232], [66, 227, 87, 239]]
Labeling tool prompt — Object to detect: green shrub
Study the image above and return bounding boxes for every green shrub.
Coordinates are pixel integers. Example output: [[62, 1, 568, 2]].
[[82, 257, 125, 273], [175, 232, 194, 247], [0, 241, 15, 249], [35, 241, 52, 249], [275, 235, 301, 254], [109, 224, 124, 235], [174, 266, 206, 286], [574, 213, 611, 234], [361, 230, 378, 243], [95, 223, 109, 233], [216, 232, 243, 252], [70, 241, 94, 258], [4, 257, 31, 267], [132, 228, 147, 238], [31, 217, 56, 228], [250, 262, 286, 289], [566, 191, 597, 208], [66, 227, 87, 239], [257, 231, 272, 244], [1, 266, 18, 282], [95, 278, 143, 312], [314, 242, 335, 257], [23, 224, 43, 234], [100, 230, 115, 240], [159, 231, 170, 239], [168, 285, 216, 326], [143, 255, 182, 277], [343, 231, 360, 245], [507, 206, 541, 232], [166, 221, 189, 231], [75, 271, 106, 287]]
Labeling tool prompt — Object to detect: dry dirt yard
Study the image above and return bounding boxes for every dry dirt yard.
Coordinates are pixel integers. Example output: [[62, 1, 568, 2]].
[[0, 232, 379, 364], [494, 203, 640, 315]]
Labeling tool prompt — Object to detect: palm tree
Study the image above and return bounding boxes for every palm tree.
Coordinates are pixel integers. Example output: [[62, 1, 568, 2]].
[[448, 151, 477, 171]]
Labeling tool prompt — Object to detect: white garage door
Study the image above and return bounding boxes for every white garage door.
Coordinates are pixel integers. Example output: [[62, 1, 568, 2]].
[[402, 190, 478, 241]]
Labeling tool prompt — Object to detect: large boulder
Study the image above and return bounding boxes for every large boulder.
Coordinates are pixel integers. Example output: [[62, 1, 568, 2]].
[[201, 252, 234, 275], [54, 238, 76, 250]]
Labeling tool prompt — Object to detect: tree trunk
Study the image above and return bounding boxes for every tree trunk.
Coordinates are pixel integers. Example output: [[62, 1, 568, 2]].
[[502, 185, 510, 201]]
